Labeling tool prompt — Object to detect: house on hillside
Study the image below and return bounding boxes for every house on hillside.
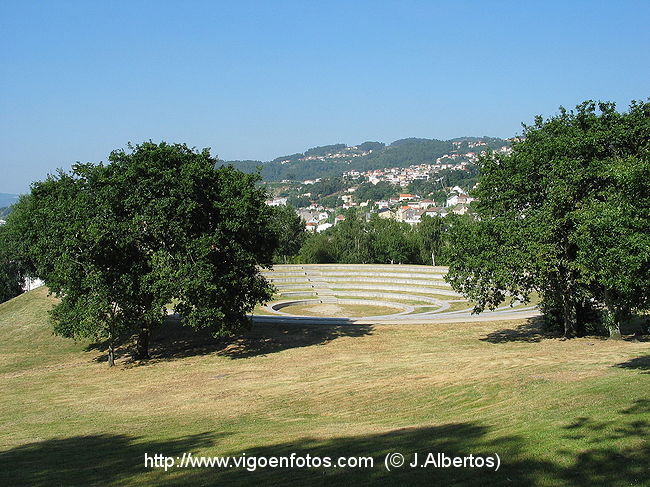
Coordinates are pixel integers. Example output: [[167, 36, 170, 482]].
[[297, 209, 329, 224], [376, 200, 390, 209], [403, 208, 426, 226], [377, 208, 394, 219], [446, 191, 474, 207], [317, 223, 333, 233], [396, 205, 411, 222], [265, 197, 288, 206], [341, 194, 354, 205]]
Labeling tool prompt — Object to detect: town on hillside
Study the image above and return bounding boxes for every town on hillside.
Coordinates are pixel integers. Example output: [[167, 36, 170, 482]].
[[264, 138, 512, 231]]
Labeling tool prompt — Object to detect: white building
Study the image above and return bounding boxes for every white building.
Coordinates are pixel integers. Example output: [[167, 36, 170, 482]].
[[265, 197, 288, 206], [23, 278, 44, 292], [316, 223, 333, 233]]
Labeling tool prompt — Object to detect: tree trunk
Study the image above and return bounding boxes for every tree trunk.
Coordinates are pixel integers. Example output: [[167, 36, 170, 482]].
[[560, 245, 578, 338], [609, 324, 622, 340], [135, 326, 150, 360], [604, 291, 624, 340], [107, 340, 115, 367], [563, 295, 577, 338]]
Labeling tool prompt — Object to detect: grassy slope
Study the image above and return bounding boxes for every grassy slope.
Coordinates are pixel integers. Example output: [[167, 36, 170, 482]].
[[0, 289, 648, 486]]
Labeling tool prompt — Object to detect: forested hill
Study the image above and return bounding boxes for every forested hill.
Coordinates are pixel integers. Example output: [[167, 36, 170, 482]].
[[221, 136, 509, 182], [0, 193, 19, 208]]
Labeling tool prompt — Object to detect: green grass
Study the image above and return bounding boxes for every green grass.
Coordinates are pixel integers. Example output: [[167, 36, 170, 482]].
[[1, 288, 649, 486]]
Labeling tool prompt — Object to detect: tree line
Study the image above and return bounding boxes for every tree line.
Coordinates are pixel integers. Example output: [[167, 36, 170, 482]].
[[296, 210, 461, 266]]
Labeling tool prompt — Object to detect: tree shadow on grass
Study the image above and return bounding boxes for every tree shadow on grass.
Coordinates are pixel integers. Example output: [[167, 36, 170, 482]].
[[480, 316, 561, 343], [0, 431, 220, 487], [2, 406, 648, 487], [481, 315, 649, 345], [558, 399, 649, 485], [86, 317, 373, 365], [614, 356, 650, 373], [215, 321, 373, 359]]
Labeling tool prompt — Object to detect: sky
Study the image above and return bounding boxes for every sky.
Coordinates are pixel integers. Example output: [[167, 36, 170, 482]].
[[1, 0, 648, 194]]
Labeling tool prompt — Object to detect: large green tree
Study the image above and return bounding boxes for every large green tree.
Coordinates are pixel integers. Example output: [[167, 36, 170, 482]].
[[573, 154, 650, 337], [368, 216, 419, 264], [417, 215, 445, 266], [446, 100, 650, 337], [12, 142, 277, 365]]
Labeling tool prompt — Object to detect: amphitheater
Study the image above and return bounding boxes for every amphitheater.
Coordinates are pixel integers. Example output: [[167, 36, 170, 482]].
[[252, 264, 540, 325]]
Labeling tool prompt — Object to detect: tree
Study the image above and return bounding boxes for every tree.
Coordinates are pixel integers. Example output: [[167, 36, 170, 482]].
[[354, 181, 397, 203], [573, 155, 650, 337], [416, 215, 445, 265], [299, 232, 337, 263], [446, 100, 650, 338], [368, 216, 420, 264], [14, 142, 278, 365], [0, 224, 26, 303], [330, 209, 373, 263], [270, 204, 305, 263]]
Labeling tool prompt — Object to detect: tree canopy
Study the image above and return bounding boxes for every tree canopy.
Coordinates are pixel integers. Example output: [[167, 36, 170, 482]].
[[446, 100, 650, 337], [299, 209, 456, 266], [9, 142, 278, 365], [0, 223, 26, 303], [270, 204, 305, 263]]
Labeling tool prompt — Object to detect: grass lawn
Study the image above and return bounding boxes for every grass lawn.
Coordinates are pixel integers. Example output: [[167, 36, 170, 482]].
[[0, 288, 648, 486]]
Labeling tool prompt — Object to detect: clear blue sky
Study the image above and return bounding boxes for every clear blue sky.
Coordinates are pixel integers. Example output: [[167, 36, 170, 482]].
[[1, 0, 648, 193]]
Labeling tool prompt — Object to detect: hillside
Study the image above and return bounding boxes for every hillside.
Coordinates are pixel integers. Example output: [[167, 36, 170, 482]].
[[0, 193, 19, 208], [1, 287, 649, 485], [223, 137, 509, 182]]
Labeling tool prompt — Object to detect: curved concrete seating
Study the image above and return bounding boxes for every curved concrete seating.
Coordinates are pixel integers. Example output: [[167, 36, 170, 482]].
[[267, 277, 452, 287], [268, 264, 448, 273], [332, 291, 448, 307], [329, 283, 459, 295], [256, 264, 540, 322], [263, 272, 447, 281]]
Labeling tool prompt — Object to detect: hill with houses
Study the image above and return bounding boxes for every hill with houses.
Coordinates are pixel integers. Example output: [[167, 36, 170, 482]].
[[224, 136, 511, 182], [257, 136, 511, 231]]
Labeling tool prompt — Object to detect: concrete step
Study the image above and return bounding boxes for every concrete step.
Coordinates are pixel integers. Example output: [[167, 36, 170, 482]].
[[314, 288, 334, 295]]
